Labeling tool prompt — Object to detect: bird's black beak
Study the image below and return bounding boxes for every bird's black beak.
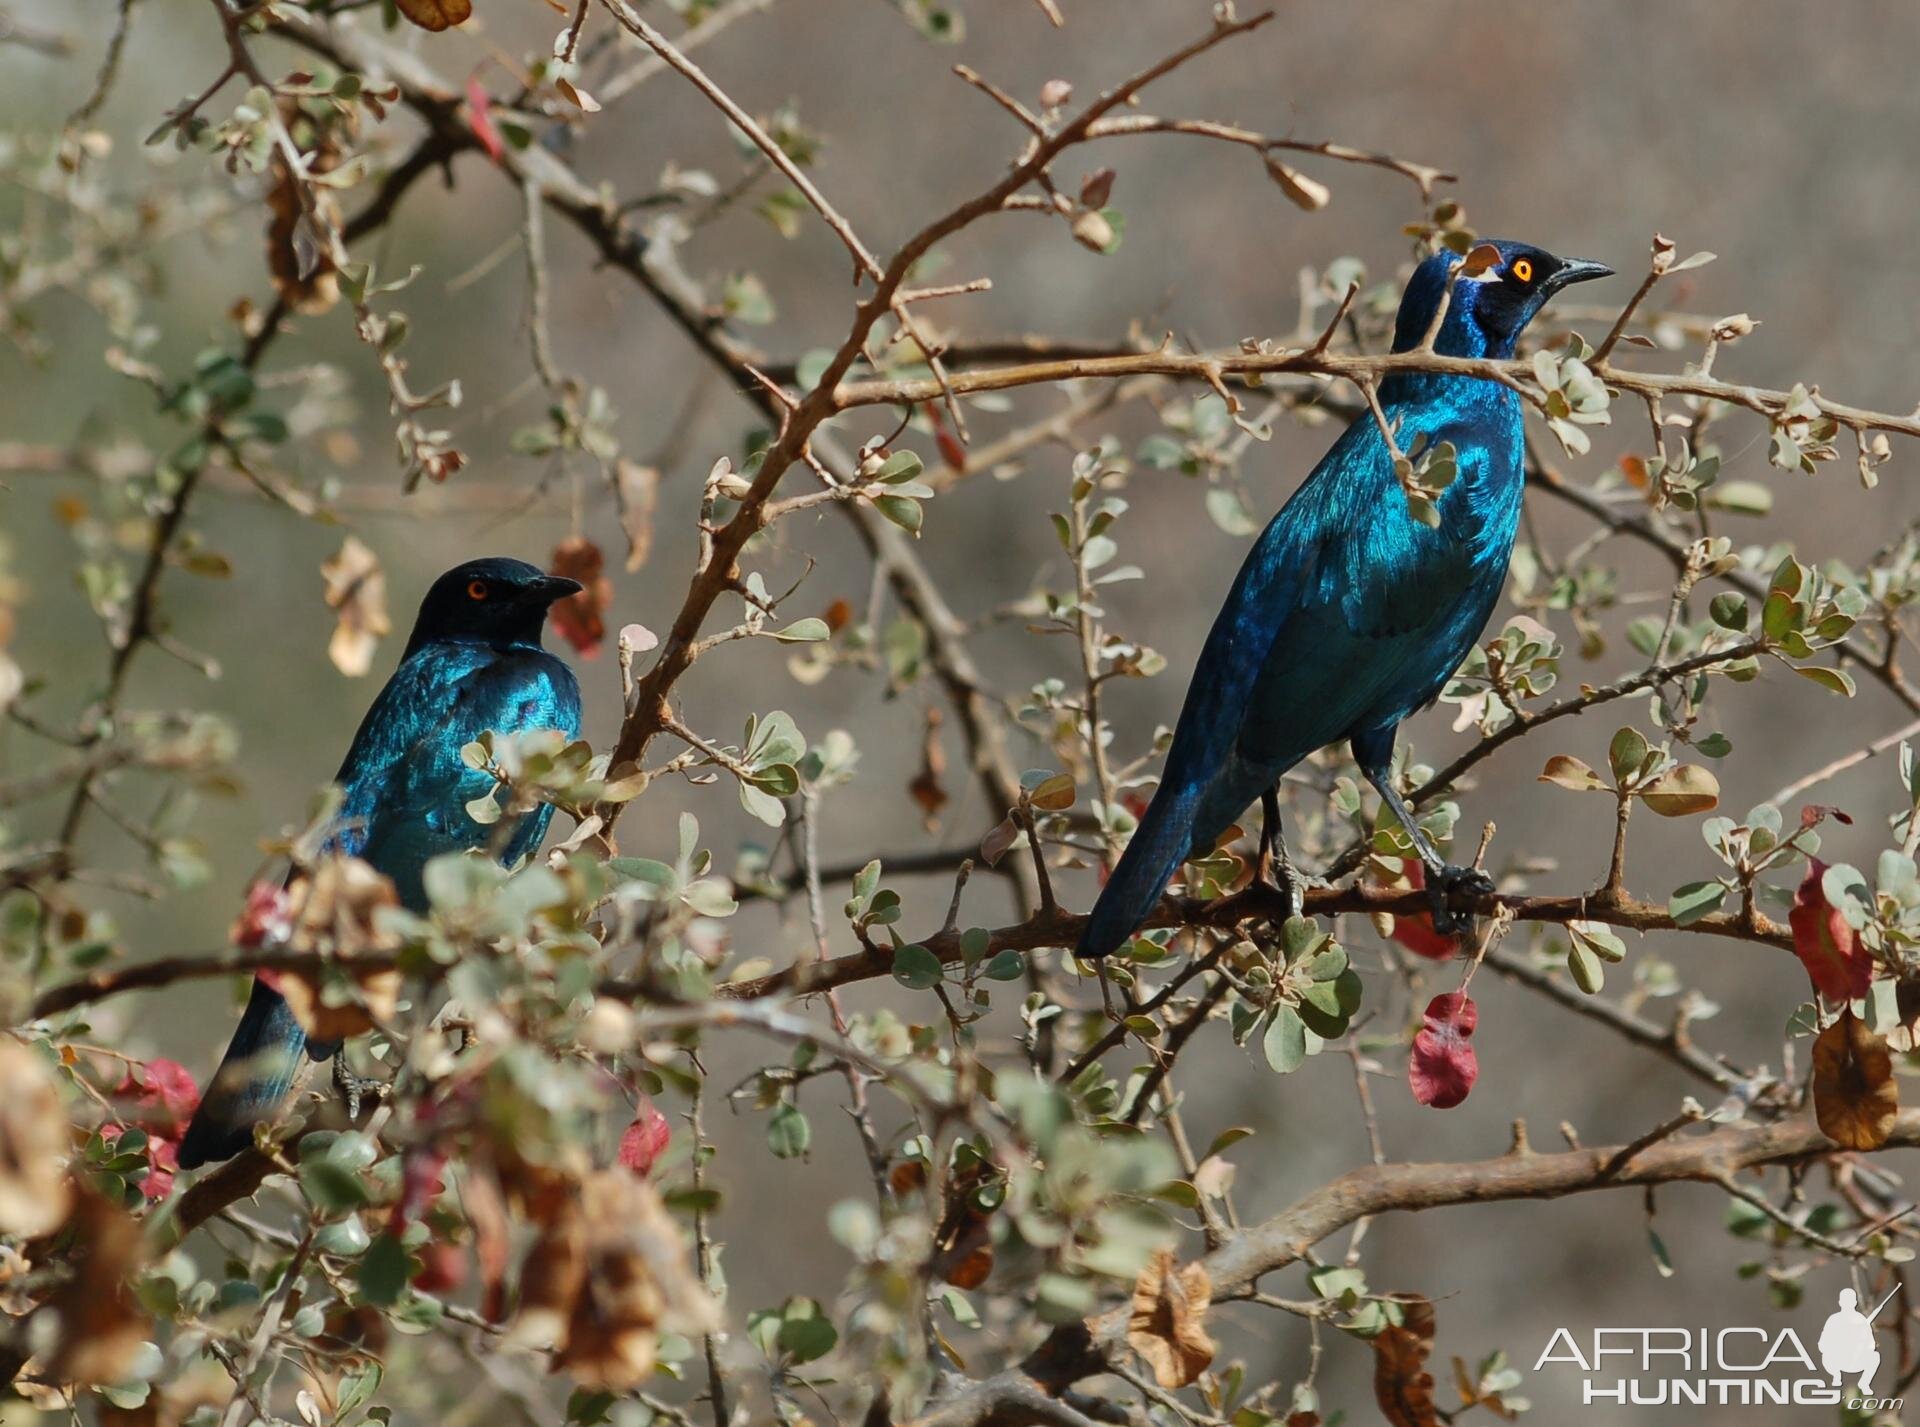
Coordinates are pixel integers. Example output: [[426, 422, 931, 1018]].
[[1546, 257, 1614, 294], [529, 575, 585, 605]]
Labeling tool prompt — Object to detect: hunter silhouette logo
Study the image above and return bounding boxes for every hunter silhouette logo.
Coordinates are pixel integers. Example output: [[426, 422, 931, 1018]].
[[1532, 1284, 1905, 1412], [1818, 1287, 1895, 1393]]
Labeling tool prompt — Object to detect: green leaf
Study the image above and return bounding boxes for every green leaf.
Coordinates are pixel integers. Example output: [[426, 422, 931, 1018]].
[[335, 1364, 383, 1422], [1205, 487, 1260, 537], [873, 494, 923, 534], [1607, 726, 1649, 784], [1706, 480, 1772, 516], [1761, 590, 1798, 641], [770, 618, 830, 643], [1569, 921, 1626, 963], [1203, 1126, 1254, 1160], [1137, 433, 1184, 469], [776, 1298, 838, 1363], [747, 762, 801, 798], [982, 949, 1025, 981], [1668, 880, 1727, 926], [891, 944, 944, 990], [1648, 1227, 1676, 1278], [1262, 1004, 1307, 1074], [358, 1233, 410, 1307], [958, 926, 991, 966], [1708, 593, 1749, 631], [1794, 665, 1855, 697], [682, 879, 738, 918], [767, 1102, 811, 1159], [871, 450, 925, 484], [299, 1159, 370, 1213]]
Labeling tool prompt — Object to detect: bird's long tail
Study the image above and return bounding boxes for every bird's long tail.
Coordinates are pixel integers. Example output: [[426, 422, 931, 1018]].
[[177, 977, 332, 1169], [1077, 784, 1201, 960]]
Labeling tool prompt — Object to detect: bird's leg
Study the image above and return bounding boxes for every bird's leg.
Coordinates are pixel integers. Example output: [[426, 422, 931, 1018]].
[[1362, 767, 1492, 937], [331, 1050, 389, 1123], [1256, 786, 1305, 921], [1093, 959, 1118, 1021]]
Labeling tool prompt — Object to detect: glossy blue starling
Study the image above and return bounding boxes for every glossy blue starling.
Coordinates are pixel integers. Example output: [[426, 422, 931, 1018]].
[[178, 557, 583, 1166], [1079, 240, 1612, 960]]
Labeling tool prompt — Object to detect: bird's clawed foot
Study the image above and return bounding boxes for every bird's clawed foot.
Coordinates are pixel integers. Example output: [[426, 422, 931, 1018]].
[[1252, 787, 1306, 921], [331, 1054, 390, 1123], [1426, 862, 1495, 937], [1271, 858, 1306, 922]]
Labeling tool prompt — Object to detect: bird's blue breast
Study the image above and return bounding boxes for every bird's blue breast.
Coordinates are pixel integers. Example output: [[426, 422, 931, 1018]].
[[327, 639, 582, 909], [1175, 374, 1524, 837]]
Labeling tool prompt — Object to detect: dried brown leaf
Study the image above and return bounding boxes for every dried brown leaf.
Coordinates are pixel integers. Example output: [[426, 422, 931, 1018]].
[[0, 1039, 73, 1237], [545, 1171, 721, 1388], [1127, 1249, 1215, 1389], [44, 1189, 148, 1386], [264, 857, 403, 1040], [1638, 763, 1719, 817], [505, 1188, 587, 1354], [1264, 155, 1330, 211], [395, 0, 472, 30], [264, 142, 339, 315], [550, 536, 613, 658], [1812, 1009, 1898, 1150], [979, 815, 1019, 868], [614, 460, 659, 572], [1373, 1295, 1439, 1427], [321, 536, 391, 677], [908, 707, 948, 829]]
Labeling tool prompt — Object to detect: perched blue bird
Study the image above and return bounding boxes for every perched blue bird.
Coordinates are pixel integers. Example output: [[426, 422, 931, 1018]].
[[1079, 241, 1611, 960], [178, 557, 583, 1167]]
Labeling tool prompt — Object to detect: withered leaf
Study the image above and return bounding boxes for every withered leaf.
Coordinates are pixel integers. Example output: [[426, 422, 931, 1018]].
[[517, 1170, 720, 1389], [321, 536, 391, 678], [1812, 1009, 1898, 1150], [550, 537, 613, 659], [1127, 1249, 1215, 1389], [264, 137, 339, 315], [1373, 1295, 1439, 1427], [907, 706, 948, 830], [0, 1039, 73, 1237], [1638, 763, 1719, 817], [505, 1187, 587, 1354], [463, 1163, 513, 1323], [1790, 859, 1872, 1002], [1264, 155, 1330, 211], [614, 460, 659, 572], [395, 0, 472, 29], [44, 1189, 149, 1386], [941, 1245, 993, 1291], [979, 815, 1019, 868], [264, 857, 403, 1040]]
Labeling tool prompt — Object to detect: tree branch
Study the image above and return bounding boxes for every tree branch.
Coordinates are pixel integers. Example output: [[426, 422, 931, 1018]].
[[910, 1110, 1920, 1421]]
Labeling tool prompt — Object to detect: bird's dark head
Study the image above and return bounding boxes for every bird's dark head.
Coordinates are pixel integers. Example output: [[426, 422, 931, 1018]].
[[403, 557, 583, 656], [1392, 240, 1613, 360]]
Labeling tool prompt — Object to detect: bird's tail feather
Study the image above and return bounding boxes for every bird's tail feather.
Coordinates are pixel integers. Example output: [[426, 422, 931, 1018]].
[[177, 977, 327, 1169], [1078, 786, 1201, 960]]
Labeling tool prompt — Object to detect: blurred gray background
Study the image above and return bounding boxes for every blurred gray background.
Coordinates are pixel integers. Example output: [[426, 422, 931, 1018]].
[[3, 1, 1919, 1421]]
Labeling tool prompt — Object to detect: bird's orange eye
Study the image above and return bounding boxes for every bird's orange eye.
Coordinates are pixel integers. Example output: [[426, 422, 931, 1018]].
[[1511, 258, 1534, 283], [466, 580, 489, 601]]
